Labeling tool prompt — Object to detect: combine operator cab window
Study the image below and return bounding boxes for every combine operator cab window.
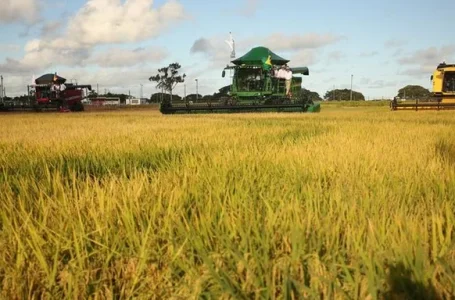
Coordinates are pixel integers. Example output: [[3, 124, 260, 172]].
[[36, 87, 51, 99], [236, 68, 263, 92], [443, 72, 455, 92]]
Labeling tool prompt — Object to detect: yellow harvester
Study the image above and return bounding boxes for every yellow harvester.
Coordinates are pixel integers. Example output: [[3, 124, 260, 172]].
[[391, 62, 455, 110]]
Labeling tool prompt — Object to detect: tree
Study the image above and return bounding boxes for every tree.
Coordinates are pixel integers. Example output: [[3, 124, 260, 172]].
[[149, 63, 186, 102], [300, 88, 322, 101], [212, 85, 231, 99], [324, 89, 365, 101], [88, 90, 98, 99], [185, 93, 203, 101], [150, 93, 182, 103], [397, 85, 430, 100]]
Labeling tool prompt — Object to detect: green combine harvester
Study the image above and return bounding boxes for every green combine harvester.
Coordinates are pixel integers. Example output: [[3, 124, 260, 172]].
[[159, 46, 321, 114]]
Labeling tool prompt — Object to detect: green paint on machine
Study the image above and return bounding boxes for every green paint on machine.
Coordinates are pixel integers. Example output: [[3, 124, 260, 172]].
[[159, 46, 320, 114]]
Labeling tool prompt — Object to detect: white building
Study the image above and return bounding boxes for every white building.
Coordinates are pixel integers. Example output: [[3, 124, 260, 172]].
[[126, 98, 141, 105]]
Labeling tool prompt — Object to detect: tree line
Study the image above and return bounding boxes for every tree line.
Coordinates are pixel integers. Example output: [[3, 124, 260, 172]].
[[148, 85, 433, 103], [1, 85, 433, 104]]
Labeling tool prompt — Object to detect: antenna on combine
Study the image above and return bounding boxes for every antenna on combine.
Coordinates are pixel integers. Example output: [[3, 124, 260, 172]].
[[225, 32, 235, 59]]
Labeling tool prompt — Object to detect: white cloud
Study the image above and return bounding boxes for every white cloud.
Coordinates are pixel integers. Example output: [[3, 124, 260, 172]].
[[89, 47, 168, 68], [41, 21, 63, 38], [66, 0, 186, 46], [189, 36, 240, 68], [359, 77, 371, 85], [1, 43, 167, 74], [384, 39, 407, 48], [0, 74, 35, 96], [392, 48, 403, 57], [6, 39, 90, 72], [327, 51, 345, 63], [359, 51, 378, 57], [60, 67, 151, 88], [0, 0, 186, 76], [289, 49, 318, 66], [239, 0, 260, 17], [190, 38, 214, 55], [397, 45, 455, 77], [0, 44, 21, 52], [399, 66, 437, 77], [258, 33, 345, 51], [0, 58, 35, 76], [398, 46, 455, 65], [0, 0, 40, 24], [367, 80, 396, 89]]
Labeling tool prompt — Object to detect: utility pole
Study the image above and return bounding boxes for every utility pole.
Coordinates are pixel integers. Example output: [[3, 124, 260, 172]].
[[0, 75, 3, 103], [97, 83, 99, 95], [140, 84, 143, 99], [350, 74, 353, 101], [195, 79, 198, 102], [184, 84, 186, 101]]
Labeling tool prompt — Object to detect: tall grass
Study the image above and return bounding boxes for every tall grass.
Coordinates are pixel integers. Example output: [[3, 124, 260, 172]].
[[1, 107, 454, 299]]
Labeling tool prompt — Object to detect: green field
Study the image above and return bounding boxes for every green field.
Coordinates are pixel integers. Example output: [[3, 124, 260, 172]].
[[1, 104, 454, 299]]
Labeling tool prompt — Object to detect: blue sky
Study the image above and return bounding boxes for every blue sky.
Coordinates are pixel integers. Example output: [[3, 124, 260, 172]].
[[1, 0, 455, 99]]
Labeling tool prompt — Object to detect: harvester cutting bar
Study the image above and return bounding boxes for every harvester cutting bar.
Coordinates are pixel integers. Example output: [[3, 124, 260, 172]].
[[391, 101, 455, 111], [0, 103, 36, 112], [160, 102, 319, 114], [0, 102, 67, 112]]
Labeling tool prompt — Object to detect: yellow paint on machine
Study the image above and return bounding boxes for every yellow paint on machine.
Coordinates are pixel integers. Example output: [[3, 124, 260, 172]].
[[431, 63, 455, 102]]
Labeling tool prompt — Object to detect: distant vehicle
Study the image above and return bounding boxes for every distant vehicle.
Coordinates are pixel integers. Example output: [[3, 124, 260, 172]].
[[391, 63, 455, 110], [0, 73, 92, 112]]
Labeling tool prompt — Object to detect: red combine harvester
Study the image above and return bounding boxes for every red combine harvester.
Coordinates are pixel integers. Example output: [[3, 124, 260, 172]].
[[0, 73, 92, 112]]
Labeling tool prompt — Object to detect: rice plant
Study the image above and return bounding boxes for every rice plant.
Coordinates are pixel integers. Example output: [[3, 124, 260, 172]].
[[1, 107, 454, 299]]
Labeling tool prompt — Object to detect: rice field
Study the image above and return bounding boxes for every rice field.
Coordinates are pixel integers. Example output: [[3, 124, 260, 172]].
[[1, 104, 454, 299]]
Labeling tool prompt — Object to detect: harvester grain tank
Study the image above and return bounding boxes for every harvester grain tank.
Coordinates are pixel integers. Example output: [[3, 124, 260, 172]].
[[159, 46, 321, 114], [391, 62, 455, 111], [0, 73, 92, 112]]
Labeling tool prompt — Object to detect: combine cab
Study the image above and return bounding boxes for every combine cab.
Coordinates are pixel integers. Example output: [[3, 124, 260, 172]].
[[159, 46, 321, 114], [391, 63, 455, 111], [0, 73, 92, 112]]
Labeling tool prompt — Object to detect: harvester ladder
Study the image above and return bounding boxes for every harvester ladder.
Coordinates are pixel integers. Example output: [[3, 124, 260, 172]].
[[276, 79, 286, 94]]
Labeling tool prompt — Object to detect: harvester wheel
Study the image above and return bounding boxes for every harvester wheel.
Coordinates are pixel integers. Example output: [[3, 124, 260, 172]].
[[33, 104, 43, 112], [71, 102, 85, 112]]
